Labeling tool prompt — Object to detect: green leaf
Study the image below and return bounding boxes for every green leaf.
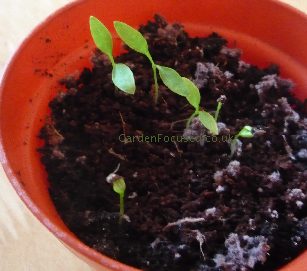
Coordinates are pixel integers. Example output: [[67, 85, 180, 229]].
[[238, 125, 253, 138], [112, 63, 136, 94], [114, 21, 149, 56], [156, 65, 186, 96], [182, 77, 200, 110], [113, 177, 126, 195], [89, 16, 113, 59], [198, 111, 219, 135]]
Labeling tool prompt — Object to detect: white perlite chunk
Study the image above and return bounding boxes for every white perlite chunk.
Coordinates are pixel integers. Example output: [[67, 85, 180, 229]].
[[213, 161, 241, 185], [287, 188, 306, 201], [224, 71, 234, 79], [174, 253, 181, 259], [268, 171, 281, 183], [268, 209, 279, 219], [296, 201, 304, 209], [291, 236, 302, 247], [213, 170, 224, 182], [205, 207, 217, 217], [214, 234, 270, 270], [226, 160, 241, 177], [128, 192, 138, 199], [216, 185, 225, 193], [297, 149, 307, 160]]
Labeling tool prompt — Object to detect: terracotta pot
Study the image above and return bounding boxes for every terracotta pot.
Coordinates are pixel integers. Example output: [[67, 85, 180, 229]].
[[0, 0, 306, 270]]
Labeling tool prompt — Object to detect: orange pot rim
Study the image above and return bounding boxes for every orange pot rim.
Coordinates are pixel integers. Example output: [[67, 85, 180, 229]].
[[0, 0, 306, 270]]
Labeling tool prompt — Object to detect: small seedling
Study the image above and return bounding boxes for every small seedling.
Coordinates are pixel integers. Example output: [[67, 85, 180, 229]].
[[106, 165, 126, 223], [114, 21, 159, 102], [90, 16, 135, 94], [230, 125, 253, 157], [156, 65, 218, 135], [214, 95, 227, 121]]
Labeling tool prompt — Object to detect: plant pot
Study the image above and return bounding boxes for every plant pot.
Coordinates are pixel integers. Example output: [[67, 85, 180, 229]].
[[0, 0, 306, 270]]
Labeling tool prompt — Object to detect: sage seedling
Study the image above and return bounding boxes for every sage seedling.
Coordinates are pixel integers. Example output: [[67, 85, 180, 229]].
[[230, 125, 253, 156], [90, 16, 135, 94], [114, 21, 159, 102], [113, 177, 126, 223], [156, 65, 218, 135], [106, 168, 126, 223], [215, 95, 227, 121]]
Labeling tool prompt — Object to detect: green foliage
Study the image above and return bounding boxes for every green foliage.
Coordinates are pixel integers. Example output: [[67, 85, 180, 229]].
[[230, 125, 254, 156], [156, 65, 187, 96], [237, 125, 253, 138], [90, 16, 114, 62], [112, 176, 126, 224], [89, 16, 135, 94], [112, 63, 135, 94], [215, 95, 226, 121], [114, 21, 150, 57], [113, 177, 126, 195], [198, 111, 219, 136], [157, 66, 218, 135], [182, 77, 201, 111], [215, 101, 222, 121]]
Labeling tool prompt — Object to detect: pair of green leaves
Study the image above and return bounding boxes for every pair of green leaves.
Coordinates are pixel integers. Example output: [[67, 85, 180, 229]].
[[90, 16, 135, 94], [156, 65, 218, 135], [90, 17, 159, 99], [230, 125, 253, 156]]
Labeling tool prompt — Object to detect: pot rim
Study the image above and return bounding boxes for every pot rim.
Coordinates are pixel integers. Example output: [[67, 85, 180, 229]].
[[0, 0, 306, 270]]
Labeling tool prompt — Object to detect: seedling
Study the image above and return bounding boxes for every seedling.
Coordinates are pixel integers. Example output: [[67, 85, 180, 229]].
[[92, 18, 218, 134], [230, 125, 253, 157], [90, 16, 135, 94], [156, 65, 218, 135], [106, 166, 126, 223], [114, 21, 159, 102], [215, 95, 227, 121]]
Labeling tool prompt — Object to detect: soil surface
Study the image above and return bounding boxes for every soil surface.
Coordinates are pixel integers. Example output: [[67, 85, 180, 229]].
[[39, 15, 307, 271]]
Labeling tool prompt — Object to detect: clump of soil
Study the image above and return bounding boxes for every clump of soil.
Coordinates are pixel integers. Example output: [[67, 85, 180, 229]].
[[39, 15, 307, 271]]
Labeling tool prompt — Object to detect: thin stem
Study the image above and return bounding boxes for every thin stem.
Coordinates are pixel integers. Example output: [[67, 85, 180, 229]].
[[214, 102, 222, 121], [186, 110, 198, 128], [109, 55, 116, 68], [119, 193, 124, 224], [152, 64, 159, 103], [146, 53, 159, 103]]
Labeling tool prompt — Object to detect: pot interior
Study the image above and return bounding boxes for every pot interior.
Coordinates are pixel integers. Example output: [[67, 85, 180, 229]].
[[0, 0, 306, 270]]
